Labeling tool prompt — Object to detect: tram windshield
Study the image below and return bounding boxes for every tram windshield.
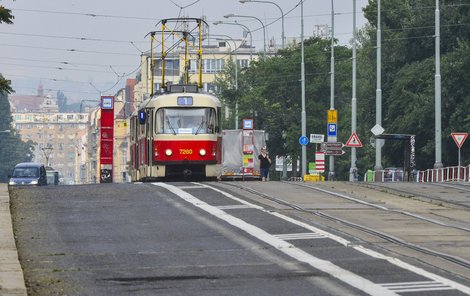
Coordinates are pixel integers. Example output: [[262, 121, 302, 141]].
[[156, 107, 216, 135]]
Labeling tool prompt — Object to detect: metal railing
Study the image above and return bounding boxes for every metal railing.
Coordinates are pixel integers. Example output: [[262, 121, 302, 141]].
[[417, 165, 469, 182]]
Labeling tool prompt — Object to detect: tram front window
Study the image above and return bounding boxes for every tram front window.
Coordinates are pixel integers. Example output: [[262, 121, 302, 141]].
[[157, 108, 216, 135]]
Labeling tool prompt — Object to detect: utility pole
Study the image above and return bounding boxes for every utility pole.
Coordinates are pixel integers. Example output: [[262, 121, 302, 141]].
[[349, 0, 358, 181], [300, 0, 307, 178], [328, 0, 336, 180], [375, 0, 383, 171], [434, 0, 443, 168]]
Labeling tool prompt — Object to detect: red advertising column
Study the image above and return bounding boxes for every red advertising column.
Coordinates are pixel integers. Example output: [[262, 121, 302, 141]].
[[100, 96, 114, 183]]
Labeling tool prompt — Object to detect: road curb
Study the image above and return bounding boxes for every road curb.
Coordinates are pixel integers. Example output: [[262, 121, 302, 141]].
[[0, 184, 27, 296]]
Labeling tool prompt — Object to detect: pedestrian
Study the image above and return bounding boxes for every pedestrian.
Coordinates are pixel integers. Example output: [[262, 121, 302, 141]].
[[258, 146, 271, 181]]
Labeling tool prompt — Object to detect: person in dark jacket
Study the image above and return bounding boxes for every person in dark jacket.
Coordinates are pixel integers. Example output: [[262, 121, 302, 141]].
[[258, 146, 271, 181]]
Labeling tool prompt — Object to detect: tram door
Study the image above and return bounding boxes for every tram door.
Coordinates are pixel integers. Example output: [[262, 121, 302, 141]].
[[145, 108, 154, 178]]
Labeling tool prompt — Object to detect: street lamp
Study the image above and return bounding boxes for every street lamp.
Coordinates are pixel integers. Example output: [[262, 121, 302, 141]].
[[224, 13, 266, 55], [434, 0, 443, 168], [350, 0, 358, 181], [300, 0, 307, 178], [210, 34, 240, 129], [213, 20, 253, 61], [239, 0, 284, 49]]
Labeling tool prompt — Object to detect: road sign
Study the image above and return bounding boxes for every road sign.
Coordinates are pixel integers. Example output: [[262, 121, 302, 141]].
[[299, 136, 309, 146], [345, 132, 363, 147], [321, 142, 344, 150], [371, 124, 385, 136], [323, 149, 346, 156], [451, 133, 468, 149], [310, 134, 324, 143], [327, 123, 337, 137], [327, 109, 337, 123]]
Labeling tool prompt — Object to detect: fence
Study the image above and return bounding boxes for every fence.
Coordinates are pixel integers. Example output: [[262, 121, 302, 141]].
[[364, 166, 470, 182], [417, 165, 469, 182]]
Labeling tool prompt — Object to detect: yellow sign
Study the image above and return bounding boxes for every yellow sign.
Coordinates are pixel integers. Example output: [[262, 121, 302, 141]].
[[327, 109, 337, 123]]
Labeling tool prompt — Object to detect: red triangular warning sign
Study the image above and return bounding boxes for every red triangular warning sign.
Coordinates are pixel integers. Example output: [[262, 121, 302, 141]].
[[345, 132, 363, 147], [451, 133, 468, 149]]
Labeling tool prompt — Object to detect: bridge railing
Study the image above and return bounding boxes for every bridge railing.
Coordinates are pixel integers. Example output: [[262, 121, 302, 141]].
[[417, 165, 470, 182], [364, 169, 406, 182]]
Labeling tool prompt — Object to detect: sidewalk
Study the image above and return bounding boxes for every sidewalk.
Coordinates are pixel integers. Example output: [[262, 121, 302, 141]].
[[0, 184, 27, 296]]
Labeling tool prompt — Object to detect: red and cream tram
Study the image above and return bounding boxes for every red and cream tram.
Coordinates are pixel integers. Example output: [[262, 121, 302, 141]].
[[130, 85, 222, 181]]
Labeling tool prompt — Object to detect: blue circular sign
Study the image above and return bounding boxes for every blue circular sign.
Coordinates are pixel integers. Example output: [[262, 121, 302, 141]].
[[299, 136, 309, 146]]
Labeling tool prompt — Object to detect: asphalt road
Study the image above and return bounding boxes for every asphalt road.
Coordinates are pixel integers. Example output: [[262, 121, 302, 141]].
[[9, 182, 470, 295]]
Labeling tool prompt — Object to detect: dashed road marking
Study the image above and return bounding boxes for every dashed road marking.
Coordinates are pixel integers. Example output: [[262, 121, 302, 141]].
[[379, 281, 455, 293], [215, 205, 255, 210], [274, 232, 326, 241]]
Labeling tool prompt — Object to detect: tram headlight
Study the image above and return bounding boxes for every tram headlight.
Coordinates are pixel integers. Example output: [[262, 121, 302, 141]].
[[199, 149, 206, 156], [165, 149, 172, 156]]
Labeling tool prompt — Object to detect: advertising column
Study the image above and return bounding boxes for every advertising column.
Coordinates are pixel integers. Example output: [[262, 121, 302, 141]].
[[100, 96, 114, 183]]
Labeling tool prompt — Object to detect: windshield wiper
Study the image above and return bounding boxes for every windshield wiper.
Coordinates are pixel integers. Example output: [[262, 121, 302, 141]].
[[166, 119, 177, 135], [195, 120, 206, 135]]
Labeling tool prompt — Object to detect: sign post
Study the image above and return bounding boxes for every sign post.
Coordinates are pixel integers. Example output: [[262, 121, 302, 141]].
[[451, 132, 468, 180]]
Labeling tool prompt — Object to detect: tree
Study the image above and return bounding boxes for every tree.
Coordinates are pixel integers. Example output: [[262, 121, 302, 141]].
[[216, 38, 354, 179], [0, 86, 34, 182], [0, 3, 35, 182], [0, 4, 14, 95]]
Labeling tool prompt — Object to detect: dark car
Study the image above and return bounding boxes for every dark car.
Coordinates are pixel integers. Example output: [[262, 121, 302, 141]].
[[8, 162, 48, 186]]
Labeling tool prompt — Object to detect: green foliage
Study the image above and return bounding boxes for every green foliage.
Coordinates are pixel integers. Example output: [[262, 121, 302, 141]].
[[216, 38, 354, 178], [0, 5, 14, 24], [0, 88, 34, 182]]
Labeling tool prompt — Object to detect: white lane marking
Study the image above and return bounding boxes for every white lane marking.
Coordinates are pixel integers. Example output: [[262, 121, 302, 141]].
[[215, 205, 255, 210], [274, 233, 326, 240], [379, 281, 454, 293], [178, 185, 207, 189], [153, 182, 399, 296], [194, 182, 470, 295]]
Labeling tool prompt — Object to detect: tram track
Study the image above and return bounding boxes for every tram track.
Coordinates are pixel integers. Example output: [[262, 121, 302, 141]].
[[353, 182, 470, 210], [217, 181, 470, 273]]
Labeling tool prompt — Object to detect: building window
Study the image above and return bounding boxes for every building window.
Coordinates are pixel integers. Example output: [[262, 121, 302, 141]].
[[154, 59, 180, 77]]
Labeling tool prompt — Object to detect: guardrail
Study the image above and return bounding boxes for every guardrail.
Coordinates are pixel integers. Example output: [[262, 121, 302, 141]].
[[417, 165, 469, 182]]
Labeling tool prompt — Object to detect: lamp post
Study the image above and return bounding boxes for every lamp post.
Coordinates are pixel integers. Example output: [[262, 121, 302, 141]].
[[239, 0, 284, 49], [375, 0, 383, 171], [434, 0, 443, 168], [224, 13, 266, 55], [350, 0, 358, 181], [211, 34, 240, 129], [213, 20, 253, 61], [300, 0, 307, 178], [328, 0, 336, 180]]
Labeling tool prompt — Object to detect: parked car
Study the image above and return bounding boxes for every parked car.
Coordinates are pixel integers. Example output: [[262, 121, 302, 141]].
[[8, 162, 48, 186]]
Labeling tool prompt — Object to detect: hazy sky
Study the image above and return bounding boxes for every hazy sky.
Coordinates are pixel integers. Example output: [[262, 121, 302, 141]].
[[0, 0, 370, 103]]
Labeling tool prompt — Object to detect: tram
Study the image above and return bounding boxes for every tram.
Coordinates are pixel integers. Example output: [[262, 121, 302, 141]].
[[130, 84, 222, 181], [130, 17, 222, 181]]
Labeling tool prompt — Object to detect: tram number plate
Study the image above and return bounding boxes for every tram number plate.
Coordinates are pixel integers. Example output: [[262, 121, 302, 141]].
[[179, 149, 193, 155]]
